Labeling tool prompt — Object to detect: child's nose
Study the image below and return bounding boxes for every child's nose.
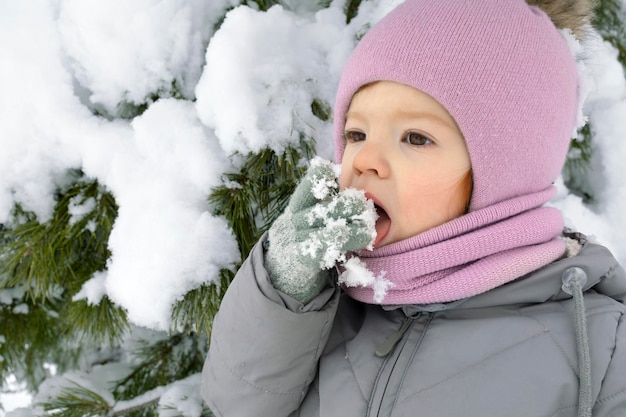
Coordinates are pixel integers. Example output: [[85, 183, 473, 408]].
[[352, 140, 390, 179]]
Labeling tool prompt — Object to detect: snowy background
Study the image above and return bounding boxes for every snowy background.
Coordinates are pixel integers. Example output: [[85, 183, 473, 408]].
[[1, 0, 625, 413]]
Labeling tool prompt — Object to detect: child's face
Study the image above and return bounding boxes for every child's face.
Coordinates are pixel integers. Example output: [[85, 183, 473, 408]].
[[339, 81, 471, 247]]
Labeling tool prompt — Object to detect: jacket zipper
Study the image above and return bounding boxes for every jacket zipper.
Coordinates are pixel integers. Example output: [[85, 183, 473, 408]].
[[375, 316, 414, 357], [368, 312, 432, 417]]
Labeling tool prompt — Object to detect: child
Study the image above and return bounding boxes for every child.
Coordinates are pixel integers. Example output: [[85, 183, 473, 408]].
[[202, 0, 626, 416]]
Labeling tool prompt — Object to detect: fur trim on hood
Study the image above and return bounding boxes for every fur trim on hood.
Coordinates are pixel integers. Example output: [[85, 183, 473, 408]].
[[527, 0, 595, 38]]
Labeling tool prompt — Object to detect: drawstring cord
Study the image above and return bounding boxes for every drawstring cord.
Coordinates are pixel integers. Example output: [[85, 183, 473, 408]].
[[562, 266, 592, 417]]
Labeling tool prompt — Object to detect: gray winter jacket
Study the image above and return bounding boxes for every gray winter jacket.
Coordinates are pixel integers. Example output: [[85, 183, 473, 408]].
[[202, 234, 626, 417]]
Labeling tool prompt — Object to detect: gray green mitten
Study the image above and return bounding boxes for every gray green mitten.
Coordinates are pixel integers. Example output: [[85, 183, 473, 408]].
[[265, 157, 377, 303]]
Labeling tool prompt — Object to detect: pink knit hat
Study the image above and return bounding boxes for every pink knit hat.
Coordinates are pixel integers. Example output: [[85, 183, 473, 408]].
[[335, 0, 581, 305], [334, 0, 579, 211]]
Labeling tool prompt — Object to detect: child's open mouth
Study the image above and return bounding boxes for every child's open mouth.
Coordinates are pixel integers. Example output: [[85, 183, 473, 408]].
[[374, 203, 391, 247]]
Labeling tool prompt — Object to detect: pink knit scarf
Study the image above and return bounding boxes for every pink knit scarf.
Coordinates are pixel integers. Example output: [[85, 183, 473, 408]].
[[342, 187, 566, 305]]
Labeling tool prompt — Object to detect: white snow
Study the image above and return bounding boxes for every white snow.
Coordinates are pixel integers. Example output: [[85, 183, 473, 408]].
[[339, 257, 394, 303], [0, 288, 26, 306], [195, 5, 340, 157], [68, 195, 96, 226], [0, 0, 240, 331], [0, 0, 626, 411], [158, 374, 204, 417], [559, 28, 593, 134], [56, 0, 237, 115], [0, 376, 32, 417], [309, 157, 341, 200], [72, 270, 108, 305]]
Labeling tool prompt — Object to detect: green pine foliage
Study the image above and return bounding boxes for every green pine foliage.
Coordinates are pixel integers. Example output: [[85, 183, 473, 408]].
[[170, 274, 232, 339], [209, 139, 316, 256], [113, 333, 207, 403], [41, 382, 112, 417], [0, 288, 71, 391], [564, 123, 595, 202], [0, 172, 124, 391], [0, 173, 116, 301], [37, 332, 211, 417], [344, 0, 363, 24]]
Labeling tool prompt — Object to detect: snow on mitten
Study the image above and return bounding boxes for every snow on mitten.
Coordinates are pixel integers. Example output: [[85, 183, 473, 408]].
[[265, 157, 377, 303]]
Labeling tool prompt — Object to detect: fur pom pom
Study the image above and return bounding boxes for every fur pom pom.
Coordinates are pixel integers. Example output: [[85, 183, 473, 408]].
[[526, 0, 595, 39]]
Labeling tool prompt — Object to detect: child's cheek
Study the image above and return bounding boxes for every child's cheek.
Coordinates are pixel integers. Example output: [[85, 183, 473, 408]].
[[338, 165, 350, 191]]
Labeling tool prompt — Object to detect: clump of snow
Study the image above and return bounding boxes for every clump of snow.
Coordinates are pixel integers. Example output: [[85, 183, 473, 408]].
[[3, 403, 37, 417], [112, 386, 168, 415], [339, 257, 394, 303], [0, 0, 83, 224], [0, 287, 26, 306], [277, 0, 331, 17], [68, 195, 96, 226], [97, 99, 241, 329], [56, 0, 237, 115], [5, 408, 36, 417], [309, 157, 341, 200], [11, 304, 29, 315], [559, 28, 594, 134], [194, 0, 406, 158], [195, 5, 342, 157], [72, 271, 107, 305], [1, 375, 33, 416], [158, 374, 203, 417]]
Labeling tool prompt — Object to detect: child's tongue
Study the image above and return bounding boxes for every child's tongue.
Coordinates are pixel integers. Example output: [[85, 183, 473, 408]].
[[374, 205, 391, 247]]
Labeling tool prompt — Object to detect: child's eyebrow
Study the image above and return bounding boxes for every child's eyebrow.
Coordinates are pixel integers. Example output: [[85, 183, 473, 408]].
[[345, 108, 454, 129], [394, 110, 452, 127], [344, 109, 366, 121]]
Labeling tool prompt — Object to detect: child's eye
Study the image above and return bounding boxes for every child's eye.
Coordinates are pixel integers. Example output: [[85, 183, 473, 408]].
[[403, 131, 433, 146], [344, 130, 366, 143]]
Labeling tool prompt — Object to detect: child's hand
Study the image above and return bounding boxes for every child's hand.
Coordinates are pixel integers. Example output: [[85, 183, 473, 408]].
[[265, 157, 377, 303], [289, 158, 376, 268]]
